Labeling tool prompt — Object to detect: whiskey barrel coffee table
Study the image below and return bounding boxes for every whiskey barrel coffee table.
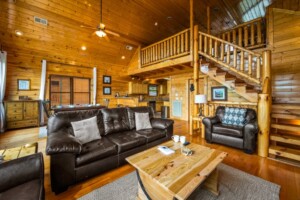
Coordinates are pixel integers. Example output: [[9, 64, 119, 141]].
[[126, 141, 227, 200]]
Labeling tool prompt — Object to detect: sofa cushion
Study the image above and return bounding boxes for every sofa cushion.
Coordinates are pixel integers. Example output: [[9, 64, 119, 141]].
[[135, 112, 152, 131], [136, 129, 166, 143], [71, 116, 101, 144], [76, 138, 117, 167], [212, 124, 244, 138], [107, 131, 147, 153], [0, 179, 42, 200], [101, 108, 130, 135], [222, 107, 247, 126], [127, 107, 154, 130]]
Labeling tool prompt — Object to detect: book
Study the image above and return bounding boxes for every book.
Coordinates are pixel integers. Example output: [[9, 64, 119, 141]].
[[157, 146, 175, 155]]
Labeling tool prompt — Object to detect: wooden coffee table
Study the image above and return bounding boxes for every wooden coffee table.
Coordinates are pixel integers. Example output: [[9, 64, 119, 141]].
[[126, 141, 227, 200], [0, 143, 37, 163]]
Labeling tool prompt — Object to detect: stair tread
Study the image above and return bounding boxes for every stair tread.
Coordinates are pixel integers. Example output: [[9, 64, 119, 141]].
[[271, 124, 300, 132], [272, 113, 300, 120], [270, 133, 300, 145], [269, 145, 300, 161]]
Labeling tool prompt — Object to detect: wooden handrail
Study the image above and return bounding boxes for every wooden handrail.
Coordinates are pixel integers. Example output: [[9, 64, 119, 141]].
[[141, 28, 190, 67], [218, 17, 264, 34]]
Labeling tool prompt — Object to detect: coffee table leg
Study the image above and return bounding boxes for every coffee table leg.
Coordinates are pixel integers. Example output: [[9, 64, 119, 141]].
[[136, 171, 152, 200], [203, 169, 219, 196]]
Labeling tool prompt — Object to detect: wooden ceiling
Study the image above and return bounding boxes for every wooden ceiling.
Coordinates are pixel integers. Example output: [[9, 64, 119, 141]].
[[0, 0, 275, 71]]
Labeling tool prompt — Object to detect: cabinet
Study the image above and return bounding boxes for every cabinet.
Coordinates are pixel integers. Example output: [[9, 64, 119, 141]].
[[159, 81, 170, 95], [5, 100, 39, 129], [128, 82, 148, 94]]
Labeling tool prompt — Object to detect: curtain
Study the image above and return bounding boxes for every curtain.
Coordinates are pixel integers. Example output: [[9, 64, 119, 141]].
[[0, 51, 7, 133], [39, 60, 47, 125], [93, 67, 97, 105]]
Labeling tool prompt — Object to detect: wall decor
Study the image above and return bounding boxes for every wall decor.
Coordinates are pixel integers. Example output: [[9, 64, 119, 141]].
[[211, 86, 227, 101], [17, 79, 31, 90], [103, 75, 111, 84], [103, 86, 111, 95]]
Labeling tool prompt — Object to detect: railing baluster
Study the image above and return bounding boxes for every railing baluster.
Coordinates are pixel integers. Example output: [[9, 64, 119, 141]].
[[251, 23, 255, 46], [256, 56, 261, 79], [238, 27, 243, 46], [185, 31, 188, 52], [209, 37, 213, 56], [227, 32, 231, 43], [220, 42, 224, 61], [204, 36, 208, 54], [244, 26, 249, 47], [233, 30, 237, 44], [240, 51, 244, 72], [173, 37, 176, 55], [248, 54, 253, 75], [181, 33, 184, 53], [214, 40, 218, 58], [199, 33, 203, 52], [233, 48, 237, 68], [257, 21, 262, 44], [227, 44, 230, 64]]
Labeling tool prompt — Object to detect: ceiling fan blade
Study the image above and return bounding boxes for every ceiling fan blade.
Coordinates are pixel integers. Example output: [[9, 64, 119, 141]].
[[105, 29, 120, 37], [80, 25, 96, 30]]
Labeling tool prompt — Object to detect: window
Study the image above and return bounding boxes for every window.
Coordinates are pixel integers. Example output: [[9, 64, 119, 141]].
[[50, 75, 90, 107]]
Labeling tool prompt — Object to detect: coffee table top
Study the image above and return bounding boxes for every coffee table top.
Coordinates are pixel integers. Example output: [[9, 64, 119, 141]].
[[126, 141, 227, 199]]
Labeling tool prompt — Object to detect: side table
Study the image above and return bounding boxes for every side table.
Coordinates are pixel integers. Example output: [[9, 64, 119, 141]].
[[189, 115, 205, 138]]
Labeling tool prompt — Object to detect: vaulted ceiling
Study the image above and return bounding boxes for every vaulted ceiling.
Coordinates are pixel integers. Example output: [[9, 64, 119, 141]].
[[0, 0, 274, 69]]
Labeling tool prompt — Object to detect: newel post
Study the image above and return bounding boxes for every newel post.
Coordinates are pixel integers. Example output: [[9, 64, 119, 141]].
[[257, 50, 271, 157]]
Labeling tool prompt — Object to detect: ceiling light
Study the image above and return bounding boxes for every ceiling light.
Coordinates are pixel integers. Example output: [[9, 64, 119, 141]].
[[95, 30, 106, 37], [121, 56, 125, 59], [154, 22, 158, 26], [15, 30, 23, 36], [126, 45, 133, 51], [81, 46, 87, 51]]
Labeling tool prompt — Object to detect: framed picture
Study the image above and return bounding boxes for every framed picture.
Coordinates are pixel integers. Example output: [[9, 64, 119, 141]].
[[211, 86, 227, 101], [103, 75, 111, 84], [17, 79, 31, 90], [103, 86, 111, 95]]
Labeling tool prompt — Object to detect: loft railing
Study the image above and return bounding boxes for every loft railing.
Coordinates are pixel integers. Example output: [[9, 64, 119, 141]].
[[140, 28, 190, 67], [198, 31, 262, 85], [217, 18, 265, 49]]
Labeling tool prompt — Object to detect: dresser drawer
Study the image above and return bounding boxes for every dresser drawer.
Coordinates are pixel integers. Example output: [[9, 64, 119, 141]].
[[6, 114, 23, 121], [6, 102, 23, 109], [7, 119, 38, 129]]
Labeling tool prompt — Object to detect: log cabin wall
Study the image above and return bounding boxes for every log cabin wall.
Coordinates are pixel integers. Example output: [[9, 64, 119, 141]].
[[267, 8, 300, 103]]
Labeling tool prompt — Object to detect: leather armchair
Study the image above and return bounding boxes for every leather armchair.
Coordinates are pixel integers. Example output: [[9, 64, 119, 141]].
[[0, 153, 45, 200], [202, 106, 258, 154]]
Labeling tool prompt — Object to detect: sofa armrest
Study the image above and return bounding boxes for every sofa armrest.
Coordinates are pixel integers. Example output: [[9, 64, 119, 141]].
[[46, 130, 82, 155], [243, 119, 258, 153], [202, 116, 221, 142], [150, 118, 174, 129], [0, 152, 44, 192]]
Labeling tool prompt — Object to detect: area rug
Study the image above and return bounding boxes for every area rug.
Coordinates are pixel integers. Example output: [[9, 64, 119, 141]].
[[38, 126, 47, 138], [78, 163, 280, 200]]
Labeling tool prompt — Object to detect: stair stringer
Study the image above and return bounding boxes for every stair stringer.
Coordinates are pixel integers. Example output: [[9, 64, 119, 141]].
[[201, 65, 258, 103]]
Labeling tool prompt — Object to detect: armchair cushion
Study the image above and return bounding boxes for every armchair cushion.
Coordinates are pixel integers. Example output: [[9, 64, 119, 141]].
[[212, 124, 243, 138], [76, 138, 117, 167], [106, 131, 147, 153], [222, 107, 247, 126]]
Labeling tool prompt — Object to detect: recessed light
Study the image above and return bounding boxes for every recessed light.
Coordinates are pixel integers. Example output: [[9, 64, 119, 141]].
[[125, 45, 133, 51], [15, 30, 23, 36], [121, 56, 125, 59], [81, 46, 87, 51], [154, 22, 158, 26]]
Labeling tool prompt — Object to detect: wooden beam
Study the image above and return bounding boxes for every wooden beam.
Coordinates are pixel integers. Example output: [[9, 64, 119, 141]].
[[193, 25, 199, 117]]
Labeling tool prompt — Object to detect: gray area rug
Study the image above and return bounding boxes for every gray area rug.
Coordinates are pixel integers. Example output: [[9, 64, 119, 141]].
[[79, 163, 280, 200], [38, 126, 47, 138]]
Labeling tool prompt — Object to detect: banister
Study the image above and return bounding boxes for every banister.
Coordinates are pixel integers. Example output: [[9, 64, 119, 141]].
[[218, 17, 264, 35]]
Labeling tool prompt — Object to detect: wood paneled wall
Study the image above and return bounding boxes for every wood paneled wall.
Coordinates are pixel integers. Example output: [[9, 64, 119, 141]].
[[267, 8, 300, 103]]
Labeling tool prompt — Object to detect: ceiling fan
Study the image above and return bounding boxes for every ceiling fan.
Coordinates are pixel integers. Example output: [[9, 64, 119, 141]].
[[80, 0, 120, 40]]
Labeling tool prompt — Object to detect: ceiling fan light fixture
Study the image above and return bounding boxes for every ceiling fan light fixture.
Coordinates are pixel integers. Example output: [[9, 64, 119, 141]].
[[95, 29, 106, 37]]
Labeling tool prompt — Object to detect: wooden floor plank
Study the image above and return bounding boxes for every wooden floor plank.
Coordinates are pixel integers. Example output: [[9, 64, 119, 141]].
[[0, 120, 300, 200]]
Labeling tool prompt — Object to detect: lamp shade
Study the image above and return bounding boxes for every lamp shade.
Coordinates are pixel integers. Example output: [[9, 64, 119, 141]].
[[195, 94, 207, 104]]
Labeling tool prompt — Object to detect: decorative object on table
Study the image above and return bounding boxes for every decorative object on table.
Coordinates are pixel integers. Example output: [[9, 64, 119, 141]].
[[103, 75, 111, 84], [180, 136, 186, 144], [78, 164, 280, 200], [181, 146, 193, 156], [171, 135, 180, 142], [17, 79, 30, 90], [211, 86, 227, 101], [19, 95, 29, 100], [195, 94, 207, 116], [103, 86, 111, 95]]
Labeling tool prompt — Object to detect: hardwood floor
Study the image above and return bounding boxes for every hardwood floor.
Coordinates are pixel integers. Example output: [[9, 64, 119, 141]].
[[0, 120, 300, 200]]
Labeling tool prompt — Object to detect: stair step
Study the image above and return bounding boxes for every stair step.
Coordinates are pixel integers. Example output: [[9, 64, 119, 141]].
[[246, 89, 257, 93], [272, 113, 300, 120], [235, 83, 247, 87], [225, 77, 236, 81], [216, 72, 227, 76], [271, 124, 300, 133], [270, 133, 300, 146], [269, 145, 300, 161]]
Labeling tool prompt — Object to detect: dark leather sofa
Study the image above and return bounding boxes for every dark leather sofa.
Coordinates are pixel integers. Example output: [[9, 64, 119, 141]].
[[46, 106, 174, 194], [202, 106, 258, 154], [0, 153, 45, 200]]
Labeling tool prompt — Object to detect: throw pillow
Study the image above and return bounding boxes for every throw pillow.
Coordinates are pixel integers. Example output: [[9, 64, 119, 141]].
[[135, 112, 152, 131], [222, 107, 247, 126], [71, 116, 101, 144]]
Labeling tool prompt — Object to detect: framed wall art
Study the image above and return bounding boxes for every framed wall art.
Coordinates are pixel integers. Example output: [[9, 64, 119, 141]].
[[103, 75, 111, 84], [103, 86, 111, 95], [17, 79, 31, 90], [211, 86, 227, 101]]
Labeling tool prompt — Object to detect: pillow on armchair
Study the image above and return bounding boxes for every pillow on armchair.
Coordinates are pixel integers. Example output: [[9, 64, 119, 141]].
[[222, 107, 247, 126]]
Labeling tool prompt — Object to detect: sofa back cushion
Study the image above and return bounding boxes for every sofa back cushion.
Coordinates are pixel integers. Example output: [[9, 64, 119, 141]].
[[221, 107, 247, 126], [47, 109, 105, 136], [101, 107, 130, 135], [127, 107, 154, 130]]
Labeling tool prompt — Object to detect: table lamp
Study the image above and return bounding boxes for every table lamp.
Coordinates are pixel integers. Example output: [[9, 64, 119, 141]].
[[195, 94, 207, 116]]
